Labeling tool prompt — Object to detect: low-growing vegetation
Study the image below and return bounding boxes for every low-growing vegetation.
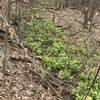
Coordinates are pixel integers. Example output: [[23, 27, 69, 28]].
[[1, 0, 100, 100], [25, 20, 100, 100]]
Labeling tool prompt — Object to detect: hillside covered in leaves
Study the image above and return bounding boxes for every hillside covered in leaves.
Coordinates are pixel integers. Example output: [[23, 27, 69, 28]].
[[0, 0, 100, 100]]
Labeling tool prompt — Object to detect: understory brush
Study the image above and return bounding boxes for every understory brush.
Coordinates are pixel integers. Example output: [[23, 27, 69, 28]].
[[25, 19, 100, 100]]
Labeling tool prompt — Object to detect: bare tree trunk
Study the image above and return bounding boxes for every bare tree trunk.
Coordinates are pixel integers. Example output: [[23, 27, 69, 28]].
[[17, 0, 22, 40], [88, 7, 95, 31], [65, 0, 69, 7], [7, 0, 11, 22], [2, 33, 8, 76], [83, 7, 89, 28], [83, 0, 90, 29]]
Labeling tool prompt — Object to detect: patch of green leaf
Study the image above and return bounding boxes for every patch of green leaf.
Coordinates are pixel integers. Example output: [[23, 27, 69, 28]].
[[24, 19, 99, 100]]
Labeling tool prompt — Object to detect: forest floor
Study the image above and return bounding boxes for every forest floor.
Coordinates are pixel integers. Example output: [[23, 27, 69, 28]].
[[41, 8, 100, 74], [41, 8, 100, 41], [0, 35, 73, 100], [0, 8, 100, 100]]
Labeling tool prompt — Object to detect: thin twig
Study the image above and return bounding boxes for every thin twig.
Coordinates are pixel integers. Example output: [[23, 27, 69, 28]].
[[83, 66, 100, 100]]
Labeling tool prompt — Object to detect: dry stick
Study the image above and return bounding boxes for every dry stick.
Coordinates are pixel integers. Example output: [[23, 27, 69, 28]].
[[29, 59, 72, 88], [32, 59, 74, 88], [83, 66, 100, 100], [22, 62, 63, 99], [83, 34, 100, 99], [46, 72, 74, 88], [31, 61, 74, 88], [45, 79, 63, 100], [23, 60, 74, 99]]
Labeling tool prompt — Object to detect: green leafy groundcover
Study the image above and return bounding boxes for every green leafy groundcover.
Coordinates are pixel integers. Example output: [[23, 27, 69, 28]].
[[25, 20, 100, 100]]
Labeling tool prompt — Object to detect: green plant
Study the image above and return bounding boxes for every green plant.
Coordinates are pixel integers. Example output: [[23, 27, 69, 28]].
[[72, 72, 100, 100], [72, 47, 86, 55], [25, 19, 100, 100], [59, 69, 71, 80]]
